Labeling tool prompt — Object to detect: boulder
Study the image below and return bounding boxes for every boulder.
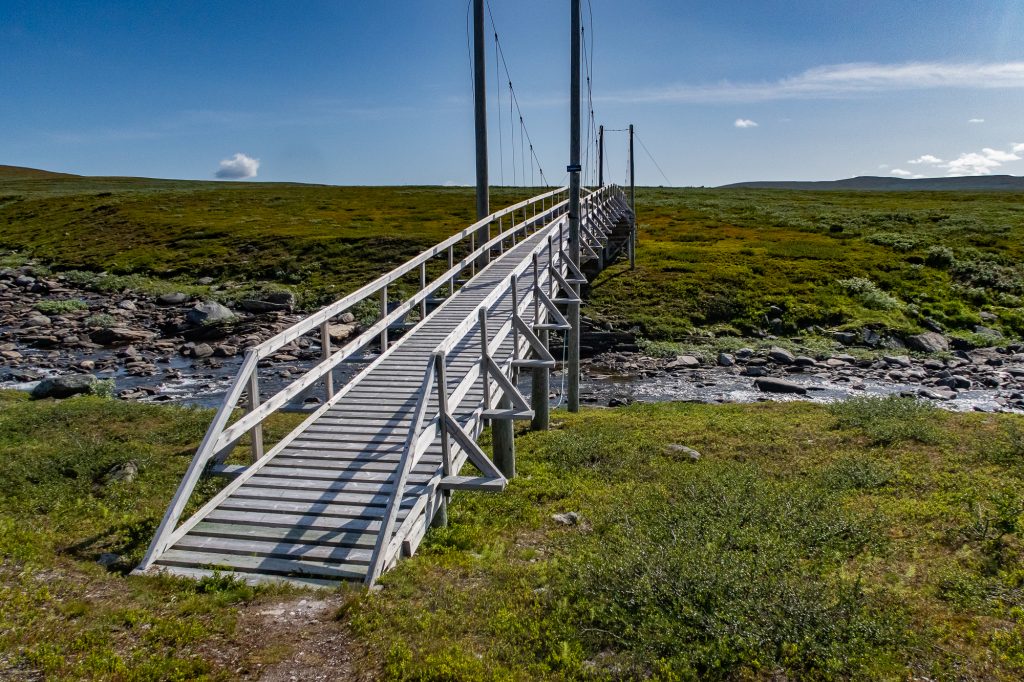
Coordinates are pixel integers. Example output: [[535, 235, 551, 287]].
[[328, 323, 358, 343], [833, 331, 858, 346], [666, 355, 700, 369], [156, 292, 189, 306], [191, 343, 214, 358], [31, 374, 98, 399], [974, 325, 1003, 339], [23, 314, 52, 328], [552, 512, 580, 526], [100, 461, 138, 486], [89, 327, 156, 346], [767, 346, 796, 365], [907, 332, 949, 353], [717, 352, 735, 367], [753, 377, 807, 394], [664, 443, 702, 461], [186, 301, 234, 326], [238, 291, 296, 313]]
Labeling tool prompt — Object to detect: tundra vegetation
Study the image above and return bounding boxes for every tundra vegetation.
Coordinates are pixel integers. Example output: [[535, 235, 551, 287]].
[[3, 173, 1024, 678], [2, 391, 1024, 679], [3, 175, 1023, 344]]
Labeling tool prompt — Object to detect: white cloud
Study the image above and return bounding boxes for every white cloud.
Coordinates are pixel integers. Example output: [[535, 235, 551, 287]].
[[877, 163, 890, 169], [1014, 143, 1024, 153], [734, 118, 758, 128], [890, 169, 914, 177], [601, 61, 1024, 104], [940, 147, 1021, 176], [968, 118, 986, 123], [215, 152, 260, 179], [908, 154, 943, 165]]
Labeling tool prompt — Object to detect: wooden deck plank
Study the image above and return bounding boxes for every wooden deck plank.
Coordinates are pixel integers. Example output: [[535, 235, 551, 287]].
[[156, 549, 368, 580]]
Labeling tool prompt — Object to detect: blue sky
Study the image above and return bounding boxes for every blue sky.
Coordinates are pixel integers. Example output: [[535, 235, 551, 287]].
[[3, 0, 1024, 186]]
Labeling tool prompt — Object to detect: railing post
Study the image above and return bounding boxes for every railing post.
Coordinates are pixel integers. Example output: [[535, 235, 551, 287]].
[[532, 253, 540, 324], [478, 307, 491, 411], [510, 274, 520, 382], [419, 262, 427, 320], [470, 233, 477, 276], [320, 320, 334, 400], [380, 285, 388, 352], [432, 351, 451, 529], [246, 369, 264, 463], [448, 245, 456, 295]]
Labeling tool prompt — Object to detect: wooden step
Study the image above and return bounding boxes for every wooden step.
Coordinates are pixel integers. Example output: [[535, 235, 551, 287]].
[[439, 475, 506, 492]]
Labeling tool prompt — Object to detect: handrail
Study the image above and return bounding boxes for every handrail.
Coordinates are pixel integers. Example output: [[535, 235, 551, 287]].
[[364, 185, 626, 582], [138, 187, 570, 570]]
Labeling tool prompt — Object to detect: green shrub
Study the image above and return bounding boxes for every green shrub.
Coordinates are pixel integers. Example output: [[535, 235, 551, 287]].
[[84, 313, 117, 328], [34, 299, 88, 315], [866, 232, 920, 252], [836, 277, 902, 311], [829, 395, 941, 445], [925, 245, 954, 268]]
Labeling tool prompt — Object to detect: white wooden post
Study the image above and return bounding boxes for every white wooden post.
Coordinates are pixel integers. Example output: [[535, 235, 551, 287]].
[[380, 285, 388, 352], [419, 262, 427, 320], [320, 320, 334, 399], [432, 351, 451, 529], [479, 307, 491, 411], [246, 369, 264, 463]]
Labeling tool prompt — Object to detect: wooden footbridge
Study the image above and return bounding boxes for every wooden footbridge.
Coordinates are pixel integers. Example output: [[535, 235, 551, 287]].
[[136, 185, 634, 586]]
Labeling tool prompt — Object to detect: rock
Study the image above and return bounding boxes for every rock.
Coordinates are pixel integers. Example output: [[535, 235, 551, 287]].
[[883, 355, 912, 368], [974, 325, 1003, 338], [919, 388, 955, 401], [191, 343, 214, 358], [833, 331, 858, 346], [754, 377, 807, 394], [664, 443, 702, 461], [907, 332, 949, 353], [213, 344, 237, 357], [735, 348, 754, 359], [552, 512, 580, 526], [717, 352, 735, 367], [339, 311, 356, 324], [101, 460, 138, 485], [239, 291, 296, 313], [23, 314, 52, 328], [743, 365, 768, 377], [666, 355, 700, 369], [117, 299, 138, 311], [793, 356, 816, 367], [89, 327, 156, 346], [328, 323, 358, 343], [861, 328, 881, 347], [922, 317, 944, 333], [31, 374, 98, 399], [197, 276, 216, 286], [767, 347, 795, 365], [980, 311, 997, 322], [156, 292, 189, 306], [186, 301, 234, 326], [78, 359, 95, 371], [97, 553, 121, 570]]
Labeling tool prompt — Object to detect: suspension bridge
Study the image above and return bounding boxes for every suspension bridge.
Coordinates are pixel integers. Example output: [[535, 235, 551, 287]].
[[135, 185, 634, 586]]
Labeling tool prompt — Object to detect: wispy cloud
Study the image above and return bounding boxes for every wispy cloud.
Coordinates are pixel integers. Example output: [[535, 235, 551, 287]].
[[968, 118, 986, 123], [215, 153, 260, 179], [601, 61, 1024, 104], [908, 154, 943, 165], [890, 169, 914, 177], [734, 118, 758, 128]]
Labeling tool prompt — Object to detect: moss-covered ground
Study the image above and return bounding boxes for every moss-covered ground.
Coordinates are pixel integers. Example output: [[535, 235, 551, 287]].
[[3, 389, 1024, 679], [588, 188, 1024, 342], [5, 178, 1023, 342]]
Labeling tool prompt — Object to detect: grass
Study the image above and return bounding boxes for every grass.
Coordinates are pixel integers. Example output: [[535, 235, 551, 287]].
[[588, 187, 1024, 340], [0, 176, 538, 308], [2, 391, 1024, 678]]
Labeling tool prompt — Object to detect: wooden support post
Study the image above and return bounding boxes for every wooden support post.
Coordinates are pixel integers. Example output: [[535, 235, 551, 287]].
[[492, 393, 515, 478], [246, 370, 264, 463], [510, 274, 520, 382], [320, 320, 333, 400], [470, 233, 477, 277], [448, 245, 456, 294], [478, 307, 491, 410], [379, 285, 388, 352], [419, 262, 427, 320], [432, 352, 450, 529], [531, 329, 550, 431]]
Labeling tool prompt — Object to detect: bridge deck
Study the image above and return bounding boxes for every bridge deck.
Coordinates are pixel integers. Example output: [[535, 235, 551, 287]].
[[140, 187, 631, 586]]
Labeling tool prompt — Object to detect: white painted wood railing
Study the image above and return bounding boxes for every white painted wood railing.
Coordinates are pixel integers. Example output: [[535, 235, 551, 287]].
[[139, 187, 575, 570], [364, 185, 626, 583]]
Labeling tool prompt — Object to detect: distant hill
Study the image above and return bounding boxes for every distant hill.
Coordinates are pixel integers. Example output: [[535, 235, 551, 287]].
[[0, 165, 79, 180], [720, 175, 1024, 191]]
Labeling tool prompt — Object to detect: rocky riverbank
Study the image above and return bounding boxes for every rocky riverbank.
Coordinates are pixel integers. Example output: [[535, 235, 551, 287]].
[[0, 264, 363, 402]]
